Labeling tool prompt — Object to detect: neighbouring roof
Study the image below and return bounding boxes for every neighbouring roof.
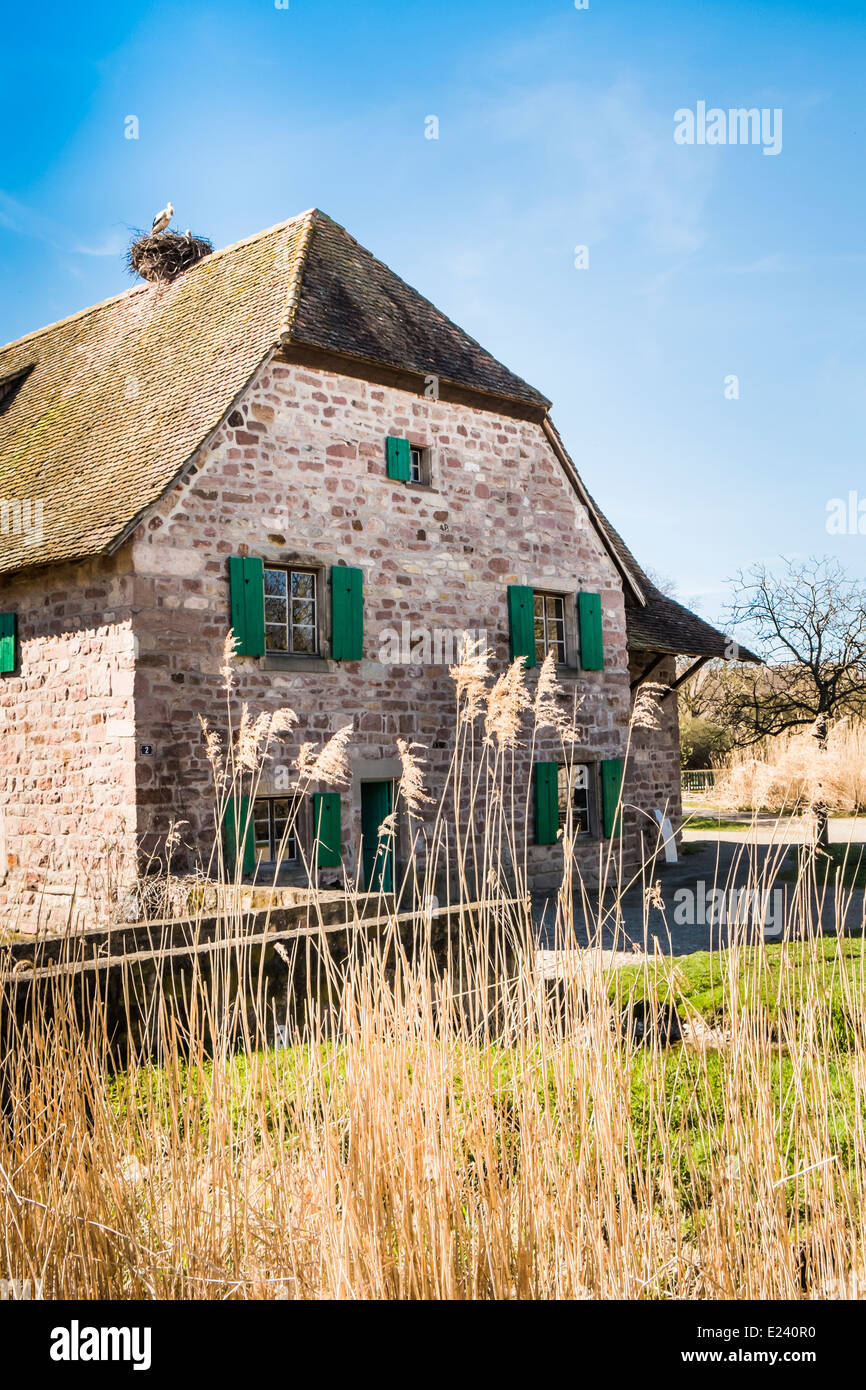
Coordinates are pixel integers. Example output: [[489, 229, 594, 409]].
[[541, 418, 759, 663], [593, 505, 761, 663], [0, 209, 756, 664]]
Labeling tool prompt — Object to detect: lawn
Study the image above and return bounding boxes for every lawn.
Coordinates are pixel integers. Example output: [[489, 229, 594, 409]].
[[779, 842, 866, 890], [684, 815, 751, 831]]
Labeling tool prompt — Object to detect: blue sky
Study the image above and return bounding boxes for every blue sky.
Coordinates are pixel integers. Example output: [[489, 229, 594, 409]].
[[2, 0, 864, 627]]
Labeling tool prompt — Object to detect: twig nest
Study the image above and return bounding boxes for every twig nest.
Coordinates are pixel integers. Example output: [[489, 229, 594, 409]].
[[127, 230, 214, 284]]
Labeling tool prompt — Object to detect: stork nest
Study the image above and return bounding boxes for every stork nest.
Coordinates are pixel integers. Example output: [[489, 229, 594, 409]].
[[127, 229, 214, 284]]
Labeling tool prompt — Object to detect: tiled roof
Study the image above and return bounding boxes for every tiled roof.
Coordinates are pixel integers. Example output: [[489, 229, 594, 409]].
[[0, 210, 548, 577], [0, 213, 313, 576], [0, 208, 756, 666], [591, 503, 761, 663], [286, 212, 550, 409]]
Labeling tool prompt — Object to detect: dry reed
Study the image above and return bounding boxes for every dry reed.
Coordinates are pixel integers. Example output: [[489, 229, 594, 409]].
[[1, 653, 865, 1300]]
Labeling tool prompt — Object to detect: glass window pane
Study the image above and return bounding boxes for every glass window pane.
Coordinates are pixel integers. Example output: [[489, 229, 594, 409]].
[[265, 568, 287, 596], [265, 596, 287, 624], [292, 599, 314, 626], [292, 625, 316, 654], [291, 571, 314, 598], [557, 766, 569, 811], [266, 625, 287, 652]]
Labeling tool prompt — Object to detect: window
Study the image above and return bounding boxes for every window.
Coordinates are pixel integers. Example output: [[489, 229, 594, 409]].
[[534, 591, 567, 665], [0, 365, 34, 417], [264, 567, 318, 654], [409, 447, 425, 484], [558, 764, 593, 836], [253, 797, 299, 866]]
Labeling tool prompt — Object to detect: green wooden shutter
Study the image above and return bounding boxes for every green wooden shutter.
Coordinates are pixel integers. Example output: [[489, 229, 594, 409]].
[[229, 556, 265, 657], [312, 792, 342, 868], [222, 795, 256, 876], [578, 592, 604, 670], [507, 585, 537, 668], [361, 780, 395, 892], [386, 437, 411, 481], [535, 762, 560, 845], [331, 566, 363, 660], [0, 612, 16, 674], [601, 758, 624, 839]]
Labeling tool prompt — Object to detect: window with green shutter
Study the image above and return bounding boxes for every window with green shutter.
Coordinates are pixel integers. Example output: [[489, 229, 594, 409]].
[[578, 592, 604, 670], [263, 566, 319, 654], [222, 794, 256, 877], [386, 437, 411, 482], [601, 758, 624, 838], [331, 566, 363, 660], [229, 556, 265, 657], [0, 612, 16, 674], [312, 792, 342, 868], [534, 762, 559, 844], [507, 585, 537, 668]]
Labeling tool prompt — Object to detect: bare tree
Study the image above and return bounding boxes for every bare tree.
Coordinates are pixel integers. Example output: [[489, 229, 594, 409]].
[[722, 558, 866, 739], [716, 557, 866, 842]]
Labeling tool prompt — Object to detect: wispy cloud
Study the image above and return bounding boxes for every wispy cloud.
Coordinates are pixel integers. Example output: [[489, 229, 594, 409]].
[[0, 191, 64, 249], [73, 232, 128, 258], [479, 75, 714, 259], [0, 189, 127, 260]]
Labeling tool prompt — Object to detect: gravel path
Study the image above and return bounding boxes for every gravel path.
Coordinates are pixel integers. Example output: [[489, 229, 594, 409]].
[[534, 834, 866, 958]]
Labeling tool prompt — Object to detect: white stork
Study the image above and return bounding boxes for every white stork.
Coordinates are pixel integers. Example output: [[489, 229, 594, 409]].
[[151, 201, 174, 234]]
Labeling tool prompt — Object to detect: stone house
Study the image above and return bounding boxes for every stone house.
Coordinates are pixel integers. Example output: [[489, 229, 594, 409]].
[[0, 209, 755, 930]]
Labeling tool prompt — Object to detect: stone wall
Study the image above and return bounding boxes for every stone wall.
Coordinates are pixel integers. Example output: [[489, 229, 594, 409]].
[[626, 653, 683, 861], [129, 356, 636, 896], [0, 553, 138, 931], [0, 359, 688, 929]]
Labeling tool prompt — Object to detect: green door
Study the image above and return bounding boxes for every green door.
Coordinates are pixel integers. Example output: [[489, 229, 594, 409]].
[[361, 780, 394, 893]]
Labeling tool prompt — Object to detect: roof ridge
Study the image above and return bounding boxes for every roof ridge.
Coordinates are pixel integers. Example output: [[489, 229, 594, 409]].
[[0, 209, 318, 360], [201, 208, 315, 270], [279, 208, 318, 340], [0, 281, 150, 357], [282, 211, 552, 406]]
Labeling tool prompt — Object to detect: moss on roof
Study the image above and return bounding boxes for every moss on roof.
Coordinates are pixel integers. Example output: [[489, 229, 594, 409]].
[[0, 208, 753, 666], [0, 209, 547, 578]]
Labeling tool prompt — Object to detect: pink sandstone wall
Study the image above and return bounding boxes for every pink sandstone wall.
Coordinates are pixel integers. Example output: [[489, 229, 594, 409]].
[[626, 653, 684, 862], [0, 360, 685, 928], [0, 553, 138, 931], [128, 356, 638, 897]]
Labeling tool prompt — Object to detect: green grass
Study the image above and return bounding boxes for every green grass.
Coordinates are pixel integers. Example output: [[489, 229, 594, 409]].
[[612, 937, 866, 1044], [779, 842, 866, 890], [684, 812, 754, 831]]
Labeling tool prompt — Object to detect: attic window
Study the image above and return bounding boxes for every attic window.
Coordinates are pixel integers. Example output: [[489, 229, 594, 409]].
[[0, 365, 34, 417], [409, 446, 429, 485]]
